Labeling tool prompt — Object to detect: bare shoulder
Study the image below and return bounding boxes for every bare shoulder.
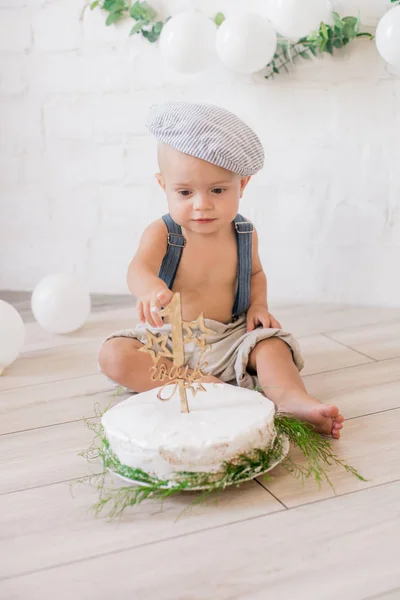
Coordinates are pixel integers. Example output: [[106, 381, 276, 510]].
[[251, 223, 258, 243], [131, 218, 168, 268], [250, 224, 263, 273], [143, 218, 167, 239], [140, 218, 167, 247]]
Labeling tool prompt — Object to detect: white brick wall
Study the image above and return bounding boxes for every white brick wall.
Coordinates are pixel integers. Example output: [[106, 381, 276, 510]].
[[1, 0, 399, 306]]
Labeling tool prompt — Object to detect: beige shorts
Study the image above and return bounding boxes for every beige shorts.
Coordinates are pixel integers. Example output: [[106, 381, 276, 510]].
[[99, 315, 304, 393]]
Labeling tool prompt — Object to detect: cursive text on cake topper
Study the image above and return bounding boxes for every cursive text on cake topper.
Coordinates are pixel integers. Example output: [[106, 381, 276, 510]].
[[139, 293, 214, 413]]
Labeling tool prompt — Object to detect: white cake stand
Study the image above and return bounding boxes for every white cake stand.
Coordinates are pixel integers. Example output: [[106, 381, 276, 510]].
[[108, 436, 290, 491]]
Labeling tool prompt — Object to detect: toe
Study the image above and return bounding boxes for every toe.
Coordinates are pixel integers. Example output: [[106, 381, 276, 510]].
[[334, 414, 345, 424], [320, 405, 339, 419], [320, 419, 335, 436], [332, 429, 341, 439]]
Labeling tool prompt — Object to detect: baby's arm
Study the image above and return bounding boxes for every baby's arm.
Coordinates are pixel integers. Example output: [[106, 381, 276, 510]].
[[249, 227, 268, 309], [247, 228, 282, 331], [127, 219, 172, 327]]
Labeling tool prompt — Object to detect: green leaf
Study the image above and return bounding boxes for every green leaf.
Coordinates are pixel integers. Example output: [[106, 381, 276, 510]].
[[103, 0, 116, 10], [90, 0, 99, 9], [214, 12, 225, 26], [308, 45, 318, 57], [130, 19, 146, 35], [104, 0, 127, 12], [333, 38, 344, 48], [130, 1, 157, 22], [333, 26, 344, 40], [342, 16, 358, 27], [320, 22, 329, 40], [142, 20, 164, 42], [281, 42, 289, 60], [307, 31, 321, 44], [300, 50, 312, 60], [106, 10, 123, 25], [325, 38, 334, 54], [332, 11, 342, 29], [342, 16, 358, 39]]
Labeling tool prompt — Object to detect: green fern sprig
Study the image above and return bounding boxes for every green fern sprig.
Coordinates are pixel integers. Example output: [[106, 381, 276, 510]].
[[266, 12, 374, 78], [275, 414, 366, 487], [77, 405, 365, 519]]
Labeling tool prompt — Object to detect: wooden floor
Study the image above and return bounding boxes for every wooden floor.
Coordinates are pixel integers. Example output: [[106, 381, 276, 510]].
[[1, 296, 400, 600]]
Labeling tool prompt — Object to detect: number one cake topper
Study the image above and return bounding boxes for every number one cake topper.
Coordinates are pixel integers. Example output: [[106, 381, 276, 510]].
[[139, 293, 214, 413]]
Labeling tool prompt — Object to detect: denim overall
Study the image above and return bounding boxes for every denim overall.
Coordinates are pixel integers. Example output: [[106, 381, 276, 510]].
[[158, 213, 254, 322]]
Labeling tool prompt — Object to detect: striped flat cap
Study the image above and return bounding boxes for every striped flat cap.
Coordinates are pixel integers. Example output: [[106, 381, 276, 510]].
[[146, 101, 264, 176]]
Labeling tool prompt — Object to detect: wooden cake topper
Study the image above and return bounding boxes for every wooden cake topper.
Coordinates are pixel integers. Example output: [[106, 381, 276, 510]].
[[139, 293, 214, 413]]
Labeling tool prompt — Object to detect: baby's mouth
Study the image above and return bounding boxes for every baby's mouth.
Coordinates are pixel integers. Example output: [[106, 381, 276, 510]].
[[192, 218, 216, 223]]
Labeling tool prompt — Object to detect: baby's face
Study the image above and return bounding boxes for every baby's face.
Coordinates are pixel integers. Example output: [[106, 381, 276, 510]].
[[155, 144, 250, 234]]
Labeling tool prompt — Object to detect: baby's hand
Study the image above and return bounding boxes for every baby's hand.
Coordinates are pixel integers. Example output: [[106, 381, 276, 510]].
[[246, 304, 282, 332], [137, 288, 174, 328]]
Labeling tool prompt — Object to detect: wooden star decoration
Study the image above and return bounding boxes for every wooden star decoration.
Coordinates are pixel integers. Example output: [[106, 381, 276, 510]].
[[139, 330, 173, 364], [183, 313, 215, 346]]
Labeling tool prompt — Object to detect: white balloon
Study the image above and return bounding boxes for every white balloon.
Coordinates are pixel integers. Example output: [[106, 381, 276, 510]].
[[267, 0, 333, 40], [216, 13, 277, 74], [0, 300, 24, 374], [31, 274, 91, 334], [376, 6, 400, 69], [159, 12, 217, 73]]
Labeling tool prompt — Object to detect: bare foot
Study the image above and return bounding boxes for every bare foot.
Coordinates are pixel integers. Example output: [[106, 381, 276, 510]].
[[276, 389, 344, 439]]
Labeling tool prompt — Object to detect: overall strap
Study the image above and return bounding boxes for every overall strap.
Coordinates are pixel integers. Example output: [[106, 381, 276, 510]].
[[232, 213, 254, 321], [158, 214, 186, 289]]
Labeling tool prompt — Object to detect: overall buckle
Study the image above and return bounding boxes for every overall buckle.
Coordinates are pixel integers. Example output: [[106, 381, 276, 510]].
[[234, 221, 254, 234], [167, 233, 186, 247]]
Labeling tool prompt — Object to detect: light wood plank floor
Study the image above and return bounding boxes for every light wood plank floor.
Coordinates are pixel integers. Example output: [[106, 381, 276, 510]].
[[1, 295, 400, 600]]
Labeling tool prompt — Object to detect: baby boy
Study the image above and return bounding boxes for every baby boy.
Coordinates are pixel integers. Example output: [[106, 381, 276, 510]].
[[99, 101, 344, 438]]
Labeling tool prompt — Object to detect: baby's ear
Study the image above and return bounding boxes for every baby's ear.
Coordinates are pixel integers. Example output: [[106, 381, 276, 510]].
[[155, 172, 166, 190], [239, 175, 251, 197]]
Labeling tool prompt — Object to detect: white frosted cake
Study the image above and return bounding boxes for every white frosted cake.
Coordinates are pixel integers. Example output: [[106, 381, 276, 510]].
[[101, 383, 276, 480]]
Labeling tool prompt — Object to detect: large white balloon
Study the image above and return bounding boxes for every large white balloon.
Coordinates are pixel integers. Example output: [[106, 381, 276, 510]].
[[159, 11, 217, 73], [376, 6, 400, 69], [0, 300, 24, 374], [267, 0, 333, 40], [31, 274, 91, 334], [216, 13, 277, 74]]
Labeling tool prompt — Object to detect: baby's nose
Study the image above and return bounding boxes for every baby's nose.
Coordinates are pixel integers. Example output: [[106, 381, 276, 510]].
[[193, 193, 213, 210]]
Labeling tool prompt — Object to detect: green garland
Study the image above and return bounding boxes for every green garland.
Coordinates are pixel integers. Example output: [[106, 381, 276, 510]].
[[78, 404, 365, 519], [266, 14, 373, 79], [88, 1, 376, 79]]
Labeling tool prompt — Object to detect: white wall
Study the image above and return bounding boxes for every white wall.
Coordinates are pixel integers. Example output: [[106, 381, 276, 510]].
[[0, 0, 399, 306]]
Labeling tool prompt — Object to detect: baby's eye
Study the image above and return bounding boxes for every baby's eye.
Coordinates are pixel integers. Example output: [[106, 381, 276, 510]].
[[178, 190, 192, 197], [212, 188, 225, 194]]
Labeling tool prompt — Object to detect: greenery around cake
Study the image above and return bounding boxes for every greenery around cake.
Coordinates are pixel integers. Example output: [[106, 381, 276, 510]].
[[77, 402, 365, 519]]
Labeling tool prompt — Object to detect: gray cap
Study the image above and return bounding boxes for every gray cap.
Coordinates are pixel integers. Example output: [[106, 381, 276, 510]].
[[146, 100, 265, 176]]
